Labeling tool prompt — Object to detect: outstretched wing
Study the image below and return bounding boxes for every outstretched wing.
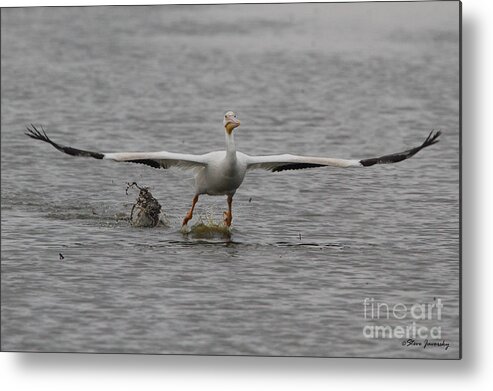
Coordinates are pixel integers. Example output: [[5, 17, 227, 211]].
[[246, 131, 441, 172], [25, 125, 209, 170]]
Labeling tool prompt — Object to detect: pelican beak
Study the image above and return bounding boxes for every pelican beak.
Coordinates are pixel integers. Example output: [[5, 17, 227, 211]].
[[225, 115, 240, 134]]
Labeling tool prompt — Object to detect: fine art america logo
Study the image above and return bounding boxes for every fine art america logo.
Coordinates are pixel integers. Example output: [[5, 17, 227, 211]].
[[362, 297, 449, 350]]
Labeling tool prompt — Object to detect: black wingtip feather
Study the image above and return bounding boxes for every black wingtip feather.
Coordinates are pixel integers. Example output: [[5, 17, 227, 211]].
[[359, 130, 442, 167], [25, 124, 52, 143], [423, 130, 441, 147], [25, 124, 104, 159]]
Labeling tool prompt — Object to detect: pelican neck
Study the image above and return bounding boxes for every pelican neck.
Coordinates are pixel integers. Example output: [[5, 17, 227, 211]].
[[225, 129, 237, 158]]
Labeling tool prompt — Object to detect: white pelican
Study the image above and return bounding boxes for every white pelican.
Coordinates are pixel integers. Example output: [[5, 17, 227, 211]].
[[25, 111, 440, 227]]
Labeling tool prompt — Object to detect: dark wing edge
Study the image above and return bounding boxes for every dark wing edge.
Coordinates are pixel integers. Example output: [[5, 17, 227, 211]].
[[124, 159, 162, 169], [25, 125, 163, 169], [359, 130, 441, 167], [25, 124, 104, 160], [271, 163, 327, 172]]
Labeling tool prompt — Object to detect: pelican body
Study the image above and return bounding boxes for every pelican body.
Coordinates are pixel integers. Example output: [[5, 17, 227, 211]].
[[25, 111, 440, 227]]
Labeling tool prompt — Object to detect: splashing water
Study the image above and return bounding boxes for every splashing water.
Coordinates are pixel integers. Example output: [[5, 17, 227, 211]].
[[181, 211, 232, 239], [126, 182, 169, 228]]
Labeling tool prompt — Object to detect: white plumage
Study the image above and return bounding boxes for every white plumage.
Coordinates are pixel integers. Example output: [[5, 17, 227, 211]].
[[26, 111, 440, 227]]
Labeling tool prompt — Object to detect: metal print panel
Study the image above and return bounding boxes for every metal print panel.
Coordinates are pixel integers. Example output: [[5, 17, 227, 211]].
[[0, 1, 461, 358]]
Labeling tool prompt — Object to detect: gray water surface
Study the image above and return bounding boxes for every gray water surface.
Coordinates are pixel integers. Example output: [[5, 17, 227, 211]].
[[1, 3, 460, 358]]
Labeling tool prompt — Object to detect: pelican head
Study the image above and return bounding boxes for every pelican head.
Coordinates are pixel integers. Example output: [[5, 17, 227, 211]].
[[223, 111, 240, 134]]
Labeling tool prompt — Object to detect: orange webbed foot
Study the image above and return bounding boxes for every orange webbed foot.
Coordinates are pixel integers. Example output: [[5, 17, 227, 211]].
[[223, 211, 232, 227], [182, 212, 193, 226]]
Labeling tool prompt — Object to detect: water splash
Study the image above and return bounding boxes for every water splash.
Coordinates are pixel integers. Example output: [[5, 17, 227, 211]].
[[181, 212, 232, 239]]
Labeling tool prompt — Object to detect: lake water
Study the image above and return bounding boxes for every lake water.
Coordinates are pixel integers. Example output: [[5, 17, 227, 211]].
[[1, 3, 460, 358]]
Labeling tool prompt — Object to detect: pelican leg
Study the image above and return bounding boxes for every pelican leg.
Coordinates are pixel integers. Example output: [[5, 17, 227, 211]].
[[223, 194, 233, 227], [182, 195, 199, 226]]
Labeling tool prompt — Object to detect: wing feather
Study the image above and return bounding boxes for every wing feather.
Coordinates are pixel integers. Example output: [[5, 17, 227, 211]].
[[246, 131, 441, 172], [25, 125, 208, 170]]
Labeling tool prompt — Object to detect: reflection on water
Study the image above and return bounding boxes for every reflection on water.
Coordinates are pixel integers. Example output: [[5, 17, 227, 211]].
[[1, 3, 459, 358]]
